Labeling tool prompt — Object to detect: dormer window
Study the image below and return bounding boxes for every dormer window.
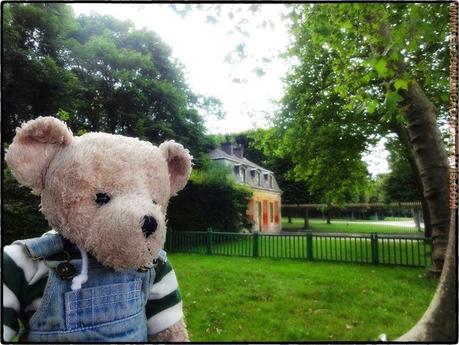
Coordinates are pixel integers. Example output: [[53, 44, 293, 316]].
[[240, 167, 246, 183], [269, 175, 273, 188], [256, 171, 261, 186]]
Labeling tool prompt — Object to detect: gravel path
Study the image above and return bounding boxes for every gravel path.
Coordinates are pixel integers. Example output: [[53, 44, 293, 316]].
[[328, 220, 424, 228]]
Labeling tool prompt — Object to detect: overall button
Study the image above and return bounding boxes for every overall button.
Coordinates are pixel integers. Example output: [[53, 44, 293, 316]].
[[56, 262, 77, 280]]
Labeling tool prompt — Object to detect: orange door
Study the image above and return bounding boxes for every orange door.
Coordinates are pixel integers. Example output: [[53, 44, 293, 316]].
[[262, 200, 268, 227]]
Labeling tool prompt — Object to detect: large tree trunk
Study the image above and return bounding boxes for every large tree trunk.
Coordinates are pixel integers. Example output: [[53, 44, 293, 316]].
[[400, 81, 450, 274], [391, 121, 433, 237], [396, 3, 456, 337], [397, 211, 457, 342], [420, 198, 432, 238]]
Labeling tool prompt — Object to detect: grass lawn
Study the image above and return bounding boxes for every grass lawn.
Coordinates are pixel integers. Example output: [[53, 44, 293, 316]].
[[171, 253, 437, 342], [282, 217, 422, 234]]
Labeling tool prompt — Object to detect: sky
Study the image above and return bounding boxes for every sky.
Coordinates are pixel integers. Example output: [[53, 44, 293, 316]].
[[71, 3, 389, 176]]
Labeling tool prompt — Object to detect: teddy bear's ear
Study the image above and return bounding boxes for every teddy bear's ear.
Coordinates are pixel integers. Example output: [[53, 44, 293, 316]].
[[5, 116, 73, 194], [159, 140, 193, 196]]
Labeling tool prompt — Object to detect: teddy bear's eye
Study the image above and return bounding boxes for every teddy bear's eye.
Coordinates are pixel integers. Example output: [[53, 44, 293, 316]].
[[152, 199, 158, 205], [95, 193, 110, 205]]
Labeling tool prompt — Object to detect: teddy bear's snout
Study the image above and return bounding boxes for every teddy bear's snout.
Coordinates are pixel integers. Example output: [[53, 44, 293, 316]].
[[141, 215, 158, 238]]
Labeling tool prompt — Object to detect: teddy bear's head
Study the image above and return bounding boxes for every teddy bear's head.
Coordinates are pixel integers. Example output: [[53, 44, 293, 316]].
[[5, 117, 192, 270]]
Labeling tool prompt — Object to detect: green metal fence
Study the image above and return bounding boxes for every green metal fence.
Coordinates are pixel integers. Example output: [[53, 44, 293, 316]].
[[165, 230, 432, 267]]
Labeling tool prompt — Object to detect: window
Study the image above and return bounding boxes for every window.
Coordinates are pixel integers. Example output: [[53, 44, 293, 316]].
[[269, 175, 273, 188], [274, 201, 279, 223], [256, 171, 261, 186], [270, 202, 274, 223], [240, 167, 246, 183]]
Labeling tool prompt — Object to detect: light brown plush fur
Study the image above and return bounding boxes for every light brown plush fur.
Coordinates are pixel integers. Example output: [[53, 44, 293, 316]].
[[5, 116, 192, 341], [149, 318, 189, 342]]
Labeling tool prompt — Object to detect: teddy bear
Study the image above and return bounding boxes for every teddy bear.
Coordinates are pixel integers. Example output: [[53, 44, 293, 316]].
[[3, 116, 192, 342]]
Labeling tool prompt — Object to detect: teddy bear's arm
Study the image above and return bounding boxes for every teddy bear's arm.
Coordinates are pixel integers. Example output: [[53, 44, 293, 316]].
[[3, 247, 24, 341], [148, 318, 189, 342], [146, 260, 189, 341]]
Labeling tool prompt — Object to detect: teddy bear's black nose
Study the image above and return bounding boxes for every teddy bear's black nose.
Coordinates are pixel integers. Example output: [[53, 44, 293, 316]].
[[142, 216, 157, 238]]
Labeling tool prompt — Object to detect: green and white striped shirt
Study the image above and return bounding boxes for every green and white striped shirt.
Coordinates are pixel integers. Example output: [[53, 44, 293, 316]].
[[2, 232, 183, 341]]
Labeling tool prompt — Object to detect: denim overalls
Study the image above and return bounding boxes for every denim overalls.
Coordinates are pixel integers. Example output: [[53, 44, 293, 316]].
[[14, 233, 155, 342]]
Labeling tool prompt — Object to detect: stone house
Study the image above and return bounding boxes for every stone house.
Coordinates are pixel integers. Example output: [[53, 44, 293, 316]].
[[210, 143, 282, 232]]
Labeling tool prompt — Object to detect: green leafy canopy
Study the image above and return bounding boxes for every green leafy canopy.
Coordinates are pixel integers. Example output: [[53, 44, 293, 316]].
[[272, 3, 449, 205]]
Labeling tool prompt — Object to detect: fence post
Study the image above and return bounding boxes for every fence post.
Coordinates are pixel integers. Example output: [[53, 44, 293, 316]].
[[371, 233, 379, 264], [306, 230, 313, 260], [253, 231, 259, 258], [207, 228, 213, 255]]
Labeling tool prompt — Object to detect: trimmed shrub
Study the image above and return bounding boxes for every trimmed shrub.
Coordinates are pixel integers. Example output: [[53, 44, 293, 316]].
[[167, 164, 253, 232]]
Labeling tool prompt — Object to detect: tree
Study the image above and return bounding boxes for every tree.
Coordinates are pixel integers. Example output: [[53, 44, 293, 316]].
[[67, 12, 217, 163], [383, 138, 423, 202], [278, 3, 450, 274], [3, 3, 219, 164], [3, 167, 49, 245], [366, 175, 385, 203], [2, 3, 83, 142]]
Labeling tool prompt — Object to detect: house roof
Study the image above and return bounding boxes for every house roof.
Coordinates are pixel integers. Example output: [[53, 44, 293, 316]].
[[209, 148, 282, 193], [210, 149, 271, 172]]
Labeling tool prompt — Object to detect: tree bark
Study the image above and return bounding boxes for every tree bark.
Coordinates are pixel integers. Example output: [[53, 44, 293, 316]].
[[400, 81, 450, 274], [397, 211, 457, 342], [421, 198, 433, 238]]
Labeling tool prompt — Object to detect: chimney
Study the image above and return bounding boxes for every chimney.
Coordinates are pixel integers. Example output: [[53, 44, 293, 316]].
[[221, 142, 233, 155], [233, 145, 244, 158]]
